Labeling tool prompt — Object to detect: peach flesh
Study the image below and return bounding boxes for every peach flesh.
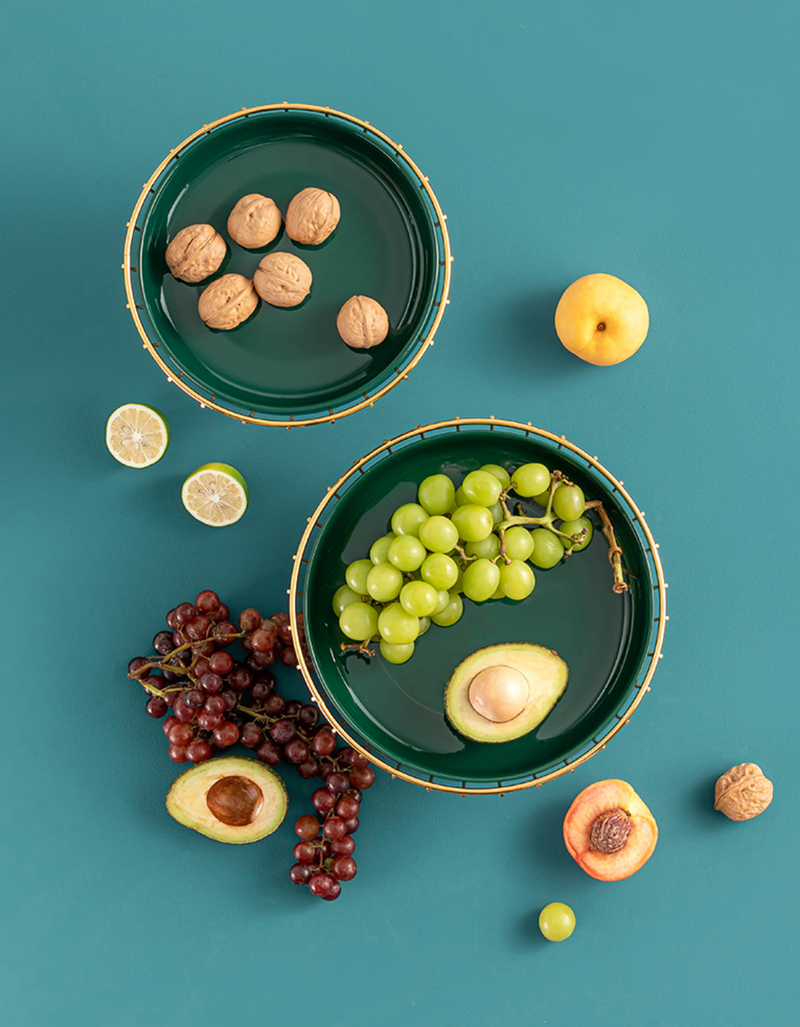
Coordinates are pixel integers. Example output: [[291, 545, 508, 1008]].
[[563, 779, 658, 881], [467, 665, 529, 723]]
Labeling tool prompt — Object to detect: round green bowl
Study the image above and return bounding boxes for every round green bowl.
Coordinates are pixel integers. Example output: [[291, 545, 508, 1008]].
[[123, 104, 451, 426], [291, 420, 667, 794]]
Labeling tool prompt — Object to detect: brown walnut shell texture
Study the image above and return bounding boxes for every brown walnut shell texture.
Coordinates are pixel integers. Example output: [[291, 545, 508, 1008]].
[[253, 252, 312, 308], [227, 194, 282, 249], [166, 224, 227, 283], [714, 762, 773, 821], [337, 295, 389, 349], [285, 187, 341, 245], [198, 274, 258, 330]]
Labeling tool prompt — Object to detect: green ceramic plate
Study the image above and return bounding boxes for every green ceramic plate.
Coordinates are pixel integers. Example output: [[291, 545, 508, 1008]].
[[301, 425, 664, 788], [132, 107, 447, 420]]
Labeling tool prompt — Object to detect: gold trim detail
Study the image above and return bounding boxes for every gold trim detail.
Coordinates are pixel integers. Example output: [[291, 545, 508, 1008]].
[[122, 103, 452, 428], [289, 418, 667, 795]]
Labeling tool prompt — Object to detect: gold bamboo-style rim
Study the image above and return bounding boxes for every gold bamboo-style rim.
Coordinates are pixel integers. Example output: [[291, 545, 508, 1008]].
[[122, 103, 452, 428], [289, 417, 668, 795]]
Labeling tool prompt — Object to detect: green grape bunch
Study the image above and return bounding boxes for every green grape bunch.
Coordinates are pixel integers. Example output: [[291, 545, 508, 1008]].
[[332, 462, 627, 666]]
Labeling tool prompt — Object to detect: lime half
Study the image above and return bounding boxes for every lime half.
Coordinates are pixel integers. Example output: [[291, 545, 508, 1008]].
[[106, 403, 170, 468], [181, 463, 249, 527]]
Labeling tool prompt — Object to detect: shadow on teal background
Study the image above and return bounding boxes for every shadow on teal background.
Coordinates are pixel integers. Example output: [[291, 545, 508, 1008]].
[[1, 2, 797, 1025]]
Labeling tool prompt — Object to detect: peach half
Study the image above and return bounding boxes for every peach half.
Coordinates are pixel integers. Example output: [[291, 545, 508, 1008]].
[[563, 779, 658, 881]]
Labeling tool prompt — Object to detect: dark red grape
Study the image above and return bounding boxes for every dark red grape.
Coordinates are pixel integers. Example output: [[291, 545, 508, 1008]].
[[331, 835, 355, 856], [238, 608, 262, 633], [175, 603, 196, 625], [343, 816, 360, 834], [256, 740, 282, 766], [193, 656, 211, 678], [162, 669, 181, 684], [152, 631, 174, 655], [280, 648, 298, 668], [213, 722, 239, 747], [163, 716, 179, 737], [297, 705, 319, 730], [297, 759, 321, 780], [168, 722, 194, 746], [270, 719, 296, 745], [270, 612, 290, 628], [173, 697, 194, 723], [349, 788, 362, 803], [198, 672, 223, 694], [332, 856, 357, 882], [284, 740, 309, 764], [145, 696, 168, 719], [168, 744, 188, 763], [251, 629, 276, 653], [208, 651, 233, 675], [327, 772, 351, 795], [321, 840, 333, 858], [253, 650, 276, 667], [240, 723, 263, 749], [336, 746, 357, 765], [251, 679, 274, 702], [323, 817, 347, 841], [165, 608, 179, 630], [289, 863, 312, 885], [311, 788, 336, 814], [308, 873, 334, 898], [295, 815, 320, 840], [311, 730, 336, 757], [204, 695, 226, 716], [228, 666, 252, 693], [186, 740, 212, 763], [221, 689, 238, 711], [321, 879, 342, 901], [215, 603, 230, 623], [185, 615, 210, 641], [184, 689, 205, 709], [318, 762, 334, 782], [263, 694, 286, 716], [214, 622, 238, 647], [293, 841, 317, 864], [142, 674, 164, 693], [350, 764, 376, 790], [285, 700, 302, 717], [196, 709, 222, 731], [194, 590, 220, 614], [279, 624, 293, 646], [336, 795, 360, 819]]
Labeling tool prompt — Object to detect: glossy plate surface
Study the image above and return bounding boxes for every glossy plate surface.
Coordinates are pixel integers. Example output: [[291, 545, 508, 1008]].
[[304, 431, 655, 784], [137, 111, 440, 415]]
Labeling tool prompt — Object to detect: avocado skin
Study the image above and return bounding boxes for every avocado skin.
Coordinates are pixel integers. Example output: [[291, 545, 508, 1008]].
[[445, 642, 568, 743], [166, 756, 288, 844]]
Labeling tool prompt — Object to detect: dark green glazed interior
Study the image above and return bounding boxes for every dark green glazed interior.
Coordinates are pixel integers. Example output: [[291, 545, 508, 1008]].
[[304, 431, 654, 783], [138, 112, 439, 415]]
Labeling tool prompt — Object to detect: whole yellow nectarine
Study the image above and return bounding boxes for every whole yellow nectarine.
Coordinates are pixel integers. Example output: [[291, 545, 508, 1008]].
[[555, 273, 649, 366]]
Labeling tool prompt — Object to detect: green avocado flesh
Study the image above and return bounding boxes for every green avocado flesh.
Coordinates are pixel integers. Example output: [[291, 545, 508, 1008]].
[[445, 643, 569, 743], [166, 756, 288, 843]]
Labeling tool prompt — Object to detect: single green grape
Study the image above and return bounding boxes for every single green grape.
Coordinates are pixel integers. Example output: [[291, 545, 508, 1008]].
[[418, 616, 431, 636], [345, 559, 373, 593], [489, 501, 504, 525], [452, 504, 494, 543], [431, 592, 463, 627], [399, 580, 439, 617], [332, 584, 362, 616], [498, 559, 536, 600], [560, 516, 593, 552], [530, 529, 565, 569], [369, 533, 395, 565], [503, 525, 534, 561], [366, 562, 404, 602], [533, 485, 557, 506], [490, 584, 505, 599], [462, 558, 501, 602], [466, 534, 501, 560], [378, 603, 420, 645], [388, 534, 427, 572], [539, 902, 575, 942], [511, 462, 551, 497], [417, 474, 456, 516], [418, 515, 459, 553], [433, 589, 450, 615], [339, 602, 379, 641], [454, 486, 469, 506], [462, 470, 502, 506], [480, 463, 511, 489], [552, 483, 585, 521], [391, 503, 429, 538], [420, 552, 459, 590], [380, 639, 415, 665], [451, 568, 464, 594]]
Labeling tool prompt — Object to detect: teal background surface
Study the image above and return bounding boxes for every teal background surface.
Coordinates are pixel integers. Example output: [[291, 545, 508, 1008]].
[[2, 2, 798, 1025]]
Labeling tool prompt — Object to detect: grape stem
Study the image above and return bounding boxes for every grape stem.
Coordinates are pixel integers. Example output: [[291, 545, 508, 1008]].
[[127, 632, 246, 684], [583, 500, 629, 593], [339, 640, 377, 658]]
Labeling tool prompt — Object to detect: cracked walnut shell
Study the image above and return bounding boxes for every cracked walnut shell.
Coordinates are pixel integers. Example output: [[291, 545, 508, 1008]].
[[337, 296, 389, 349], [285, 187, 340, 245], [253, 252, 312, 308], [198, 274, 258, 330], [227, 194, 282, 249], [166, 224, 227, 283], [714, 762, 773, 821]]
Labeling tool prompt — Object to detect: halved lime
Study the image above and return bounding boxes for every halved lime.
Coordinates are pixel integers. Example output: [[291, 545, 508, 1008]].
[[181, 463, 249, 527], [106, 403, 170, 467]]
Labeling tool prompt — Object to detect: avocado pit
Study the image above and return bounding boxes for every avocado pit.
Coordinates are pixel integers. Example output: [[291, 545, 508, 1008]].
[[467, 665, 529, 723], [589, 807, 632, 854], [206, 775, 264, 827]]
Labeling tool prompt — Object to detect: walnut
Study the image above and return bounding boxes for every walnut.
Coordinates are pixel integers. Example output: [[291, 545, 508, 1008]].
[[253, 252, 312, 308], [198, 274, 258, 330], [165, 224, 227, 283], [285, 187, 340, 245], [336, 295, 389, 349], [227, 194, 282, 249], [714, 763, 773, 821]]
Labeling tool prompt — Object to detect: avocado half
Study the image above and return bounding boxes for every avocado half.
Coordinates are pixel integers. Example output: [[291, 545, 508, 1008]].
[[445, 643, 568, 743], [166, 756, 288, 843]]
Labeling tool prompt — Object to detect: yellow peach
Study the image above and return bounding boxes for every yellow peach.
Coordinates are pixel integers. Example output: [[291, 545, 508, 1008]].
[[555, 273, 649, 366]]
